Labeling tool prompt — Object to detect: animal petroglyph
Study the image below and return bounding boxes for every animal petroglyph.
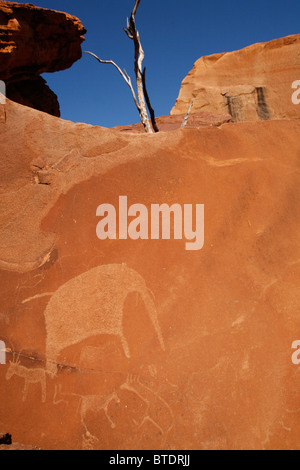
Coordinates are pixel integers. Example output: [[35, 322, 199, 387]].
[[44, 264, 165, 376], [54, 373, 174, 450], [80, 392, 120, 435], [54, 385, 121, 449], [6, 351, 48, 403], [121, 374, 174, 442]]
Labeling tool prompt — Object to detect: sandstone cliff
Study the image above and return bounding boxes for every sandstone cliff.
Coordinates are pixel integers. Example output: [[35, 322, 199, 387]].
[[1, 2, 300, 451], [171, 34, 300, 122], [0, 97, 300, 450], [0, 1, 86, 116]]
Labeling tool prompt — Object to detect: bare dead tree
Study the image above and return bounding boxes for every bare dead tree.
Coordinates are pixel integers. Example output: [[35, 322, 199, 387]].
[[124, 0, 158, 133], [85, 0, 158, 133]]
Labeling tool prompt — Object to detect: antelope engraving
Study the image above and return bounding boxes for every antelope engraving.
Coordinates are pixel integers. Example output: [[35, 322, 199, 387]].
[[44, 264, 165, 376], [6, 351, 47, 403], [54, 385, 121, 448], [121, 374, 174, 442]]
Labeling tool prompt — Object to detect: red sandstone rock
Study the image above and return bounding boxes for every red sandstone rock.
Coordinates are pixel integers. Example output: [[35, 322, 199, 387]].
[[0, 97, 300, 450], [6, 76, 60, 117], [0, 1, 86, 116], [113, 112, 232, 133], [171, 34, 300, 122], [0, 443, 39, 450], [0, 431, 38, 450]]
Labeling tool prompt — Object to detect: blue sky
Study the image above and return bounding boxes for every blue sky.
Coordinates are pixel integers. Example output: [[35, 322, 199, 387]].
[[28, 0, 300, 127]]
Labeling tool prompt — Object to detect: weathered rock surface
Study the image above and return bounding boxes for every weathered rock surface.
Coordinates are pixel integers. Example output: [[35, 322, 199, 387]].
[[0, 432, 37, 450], [113, 112, 232, 133], [0, 443, 39, 450], [171, 34, 300, 122], [0, 98, 300, 450], [0, 1, 86, 116]]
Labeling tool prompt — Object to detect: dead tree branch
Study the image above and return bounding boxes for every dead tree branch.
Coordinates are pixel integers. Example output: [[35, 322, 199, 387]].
[[181, 99, 194, 128], [124, 0, 153, 133], [132, 0, 141, 16], [142, 67, 159, 132], [84, 51, 141, 115]]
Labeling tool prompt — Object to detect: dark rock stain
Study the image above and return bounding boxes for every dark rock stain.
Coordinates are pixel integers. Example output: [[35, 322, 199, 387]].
[[256, 87, 270, 120]]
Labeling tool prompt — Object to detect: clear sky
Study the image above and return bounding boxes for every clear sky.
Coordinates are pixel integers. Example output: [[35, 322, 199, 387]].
[[24, 0, 300, 127]]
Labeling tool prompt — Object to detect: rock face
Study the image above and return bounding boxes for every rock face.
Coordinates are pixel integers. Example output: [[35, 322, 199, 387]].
[[113, 112, 232, 133], [0, 1, 86, 116], [171, 34, 300, 122], [6, 76, 61, 117], [0, 97, 300, 450]]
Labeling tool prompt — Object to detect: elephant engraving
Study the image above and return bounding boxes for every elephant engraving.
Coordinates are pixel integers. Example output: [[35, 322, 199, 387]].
[[44, 264, 165, 376]]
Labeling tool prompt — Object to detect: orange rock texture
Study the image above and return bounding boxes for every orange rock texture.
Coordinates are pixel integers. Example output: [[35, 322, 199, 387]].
[[0, 96, 300, 450], [113, 112, 232, 133], [0, 1, 86, 116], [171, 35, 300, 122]]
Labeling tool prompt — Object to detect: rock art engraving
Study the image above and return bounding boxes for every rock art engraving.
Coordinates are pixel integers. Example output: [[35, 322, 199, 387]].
[[121, 374, 174, 443], [79, 392, 121, 434], [6, 351, 48, 403], [54, 372, 174, 450], [54, 385, 121, 449], [44, 264, 165, 376]]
